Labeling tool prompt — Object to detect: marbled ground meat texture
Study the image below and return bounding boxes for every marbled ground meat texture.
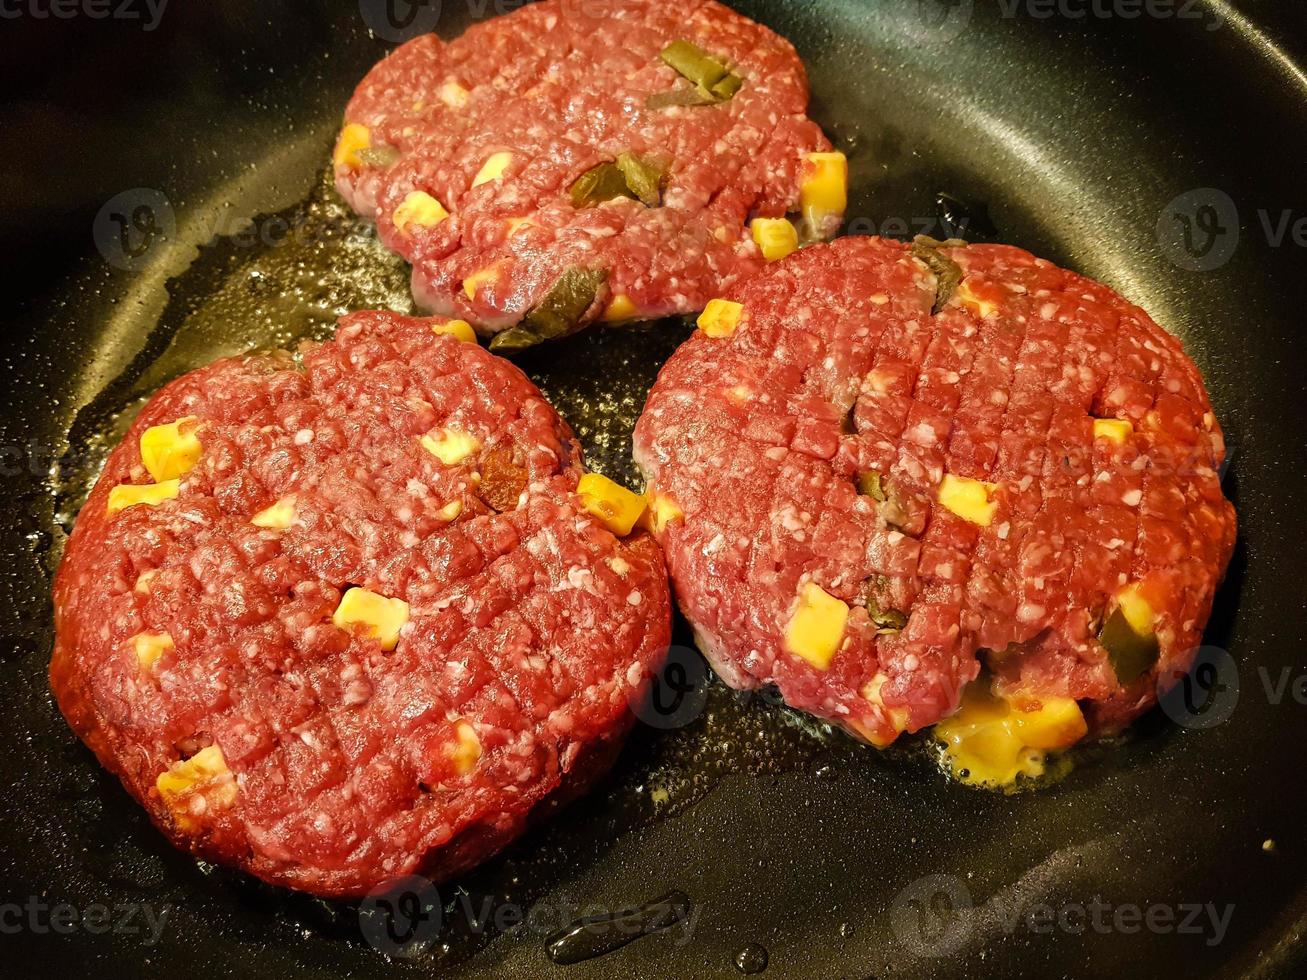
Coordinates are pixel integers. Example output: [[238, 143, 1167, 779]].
[[52, 311, 671, 898], [335, 0, 837, 339], [634, 237, 1236, 745]]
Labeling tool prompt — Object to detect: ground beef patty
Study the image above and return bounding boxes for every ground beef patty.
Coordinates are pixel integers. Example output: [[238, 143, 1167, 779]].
[[634, 237, 1236, 751], [335, 0, 843, 349], [52, 311, 671, 897]]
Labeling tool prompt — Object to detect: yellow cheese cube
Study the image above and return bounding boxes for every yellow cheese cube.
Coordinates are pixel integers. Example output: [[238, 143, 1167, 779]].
[[132, 631, 174, 670], [462, 263, 504, 301], [697, 298, 744, 338], [750, 217, 799, 262], [140, 417, 202, 482], [935, 684, 1087, 788], [472, 151, 514, 187], [107, 479, 180, 516], [577, 473, 647, 536], [800, 151, 848, 230], [783, 581, 849, 671], [156, 745, 237, 832], [448, 720, 482, 775], [438, 80, 470, 109], [333, 122, 371, 170], [437, 499, 464, 522], [956, 279, 1000, 318], [134, 570, 159, 595], [251, 495, 297, 530], [1009, 696, 1090, 751], [603, 294, 640, 322], [421, 428, 481, 465], [1093, 418, 1133, 445], [645, 490, 683, 534], [1116, 583, 1156, 635], [860, 673, 911, 747], [431, 319, 477, 344], [332, 587, 410, 651], [937, 474, 998, 526], [393, 190, 449, 234]]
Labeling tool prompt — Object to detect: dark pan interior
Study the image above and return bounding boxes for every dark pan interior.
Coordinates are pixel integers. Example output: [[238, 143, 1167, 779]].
[[3, 1, 1307, 977]]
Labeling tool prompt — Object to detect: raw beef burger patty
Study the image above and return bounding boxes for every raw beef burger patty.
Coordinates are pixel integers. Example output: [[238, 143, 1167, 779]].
[[634, 237, 1236, 750], [52, 311, 671, 897], [335, 0, 845, 349]]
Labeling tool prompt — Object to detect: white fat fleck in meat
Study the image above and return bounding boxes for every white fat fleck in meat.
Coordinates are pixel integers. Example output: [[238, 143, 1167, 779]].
[[1122, 489, 1143, 506], [343, 679, 372, 707], [294, 429, 314, 446], [627, 590, 643, 606], [566, 566, 593, 591], [1018, 603, 1046, 623], [904, 421, 938, 446], [703, 533, 726, 555], [606, 556, 630, 575]]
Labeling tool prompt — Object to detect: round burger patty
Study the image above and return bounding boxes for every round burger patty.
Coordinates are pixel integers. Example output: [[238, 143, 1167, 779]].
[[335, 0, 843, 349], [52, 312, 671, 897], [634, 237, 1236, 747]]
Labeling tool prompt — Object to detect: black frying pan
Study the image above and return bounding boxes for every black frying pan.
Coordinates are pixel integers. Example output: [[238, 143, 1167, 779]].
[[3, 1, 1307, 976]]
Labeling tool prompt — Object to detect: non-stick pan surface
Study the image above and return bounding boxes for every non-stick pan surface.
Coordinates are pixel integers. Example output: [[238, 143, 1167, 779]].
[[3, 1, 1307, 977]]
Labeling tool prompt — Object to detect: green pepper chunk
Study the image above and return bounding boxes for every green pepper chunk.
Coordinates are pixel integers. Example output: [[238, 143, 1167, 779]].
[[490, 267, 608, 353], [857, 470, 887, 502], [654, 40, 743, 106], [661, 40, 729, 90], [710, 72, 743, 101], [867, 597, 908, 632], [1097, 607, 1160, 684], [911, 236, 966, 315], [570, 163, 636, 208], [615, 152, 665, 208]]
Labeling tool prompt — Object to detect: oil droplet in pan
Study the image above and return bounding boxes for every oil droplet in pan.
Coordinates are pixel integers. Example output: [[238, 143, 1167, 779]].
[[734, 942, 769, 974]]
